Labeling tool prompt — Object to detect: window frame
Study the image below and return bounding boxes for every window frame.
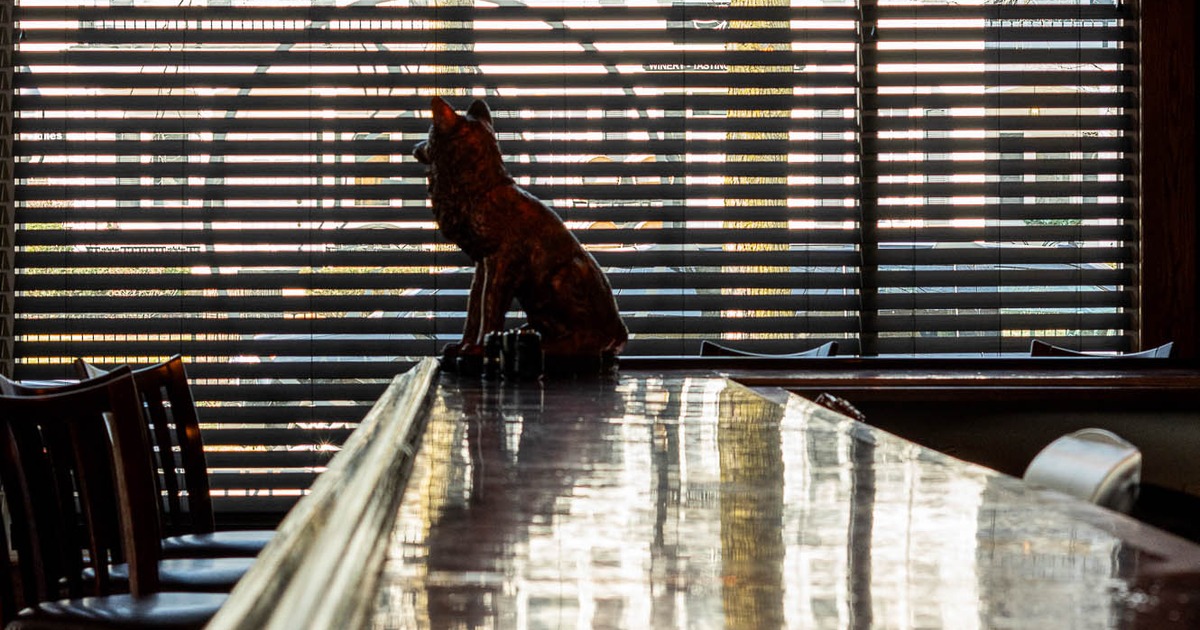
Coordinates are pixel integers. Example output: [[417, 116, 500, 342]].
[[0, 0, 1193, 522], [1133, 0, 1196, 358]]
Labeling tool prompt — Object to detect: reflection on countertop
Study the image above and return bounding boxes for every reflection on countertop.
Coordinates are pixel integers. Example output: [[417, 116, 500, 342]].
[[369, 372, 1200, 629]]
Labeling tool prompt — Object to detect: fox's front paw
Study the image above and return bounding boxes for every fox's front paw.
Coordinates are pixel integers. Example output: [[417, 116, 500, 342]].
[[438, 343, 461, 372], [441, 342, 484, 375]]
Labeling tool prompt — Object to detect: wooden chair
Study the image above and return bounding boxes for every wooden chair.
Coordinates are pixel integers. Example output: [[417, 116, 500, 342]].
[[0, 367, 227, 629], [0, 371, 253, 593], [1029, 339, 1174, 359], [699, 339, 838, 358], [1023, 428, 1142, 514], [0, 444, 16, 625], [73, 355, 275, 559]]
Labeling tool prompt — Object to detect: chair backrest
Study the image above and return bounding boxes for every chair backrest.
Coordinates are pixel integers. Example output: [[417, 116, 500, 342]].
[[699, 340, 838, 358], [1023, 428, 1142, 513], [76, 355, 216, 535], [1029, 339, 1174, 359], [0, 487, 12, 625], [0, 367, 165, 602]]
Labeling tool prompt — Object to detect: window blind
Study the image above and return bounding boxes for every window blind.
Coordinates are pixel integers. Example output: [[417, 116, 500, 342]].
[[13, 0, 862, 515], [867, 0, 1133, 354], [11, 0, 1136, 516], [2, 2, 13, 377]]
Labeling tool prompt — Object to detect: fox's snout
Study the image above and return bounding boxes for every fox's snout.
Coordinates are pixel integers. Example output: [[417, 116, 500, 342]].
[[412, 140, 430, 165]]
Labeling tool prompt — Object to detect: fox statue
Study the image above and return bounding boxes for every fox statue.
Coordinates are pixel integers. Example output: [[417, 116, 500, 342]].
[[413, 96, 628, 373]]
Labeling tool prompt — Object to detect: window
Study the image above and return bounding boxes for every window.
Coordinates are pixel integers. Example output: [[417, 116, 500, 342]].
[[9, 0, 1135, 514], [864, 0, 1132, 354]]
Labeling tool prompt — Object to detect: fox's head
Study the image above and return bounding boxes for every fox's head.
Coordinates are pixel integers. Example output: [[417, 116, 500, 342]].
[[413, 97, 499, 164]]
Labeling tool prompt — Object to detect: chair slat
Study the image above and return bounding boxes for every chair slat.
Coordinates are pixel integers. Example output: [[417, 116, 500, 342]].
[[76, 355, 218, 535]]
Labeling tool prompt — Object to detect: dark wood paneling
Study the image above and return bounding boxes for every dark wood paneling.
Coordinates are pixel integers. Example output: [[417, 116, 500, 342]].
[[1137, 0, 1198, 357]]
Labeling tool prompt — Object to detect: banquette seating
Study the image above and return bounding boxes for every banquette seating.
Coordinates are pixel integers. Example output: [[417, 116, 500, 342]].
[[698, 339, 839, 358], [1029, 339, 1175, 359]]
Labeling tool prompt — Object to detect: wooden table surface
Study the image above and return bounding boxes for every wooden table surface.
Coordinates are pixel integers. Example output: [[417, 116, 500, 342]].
[[625, 356, 1200, 403], [365, 368, 1200, 629]]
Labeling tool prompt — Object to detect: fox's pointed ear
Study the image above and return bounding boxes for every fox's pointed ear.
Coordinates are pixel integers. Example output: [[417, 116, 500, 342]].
[[467, 99, 493, 126], [431, 96, 458, 133]]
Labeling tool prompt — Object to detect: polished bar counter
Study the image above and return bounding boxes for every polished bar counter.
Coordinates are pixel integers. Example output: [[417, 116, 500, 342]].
[[357, 367, 1200, 629]]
